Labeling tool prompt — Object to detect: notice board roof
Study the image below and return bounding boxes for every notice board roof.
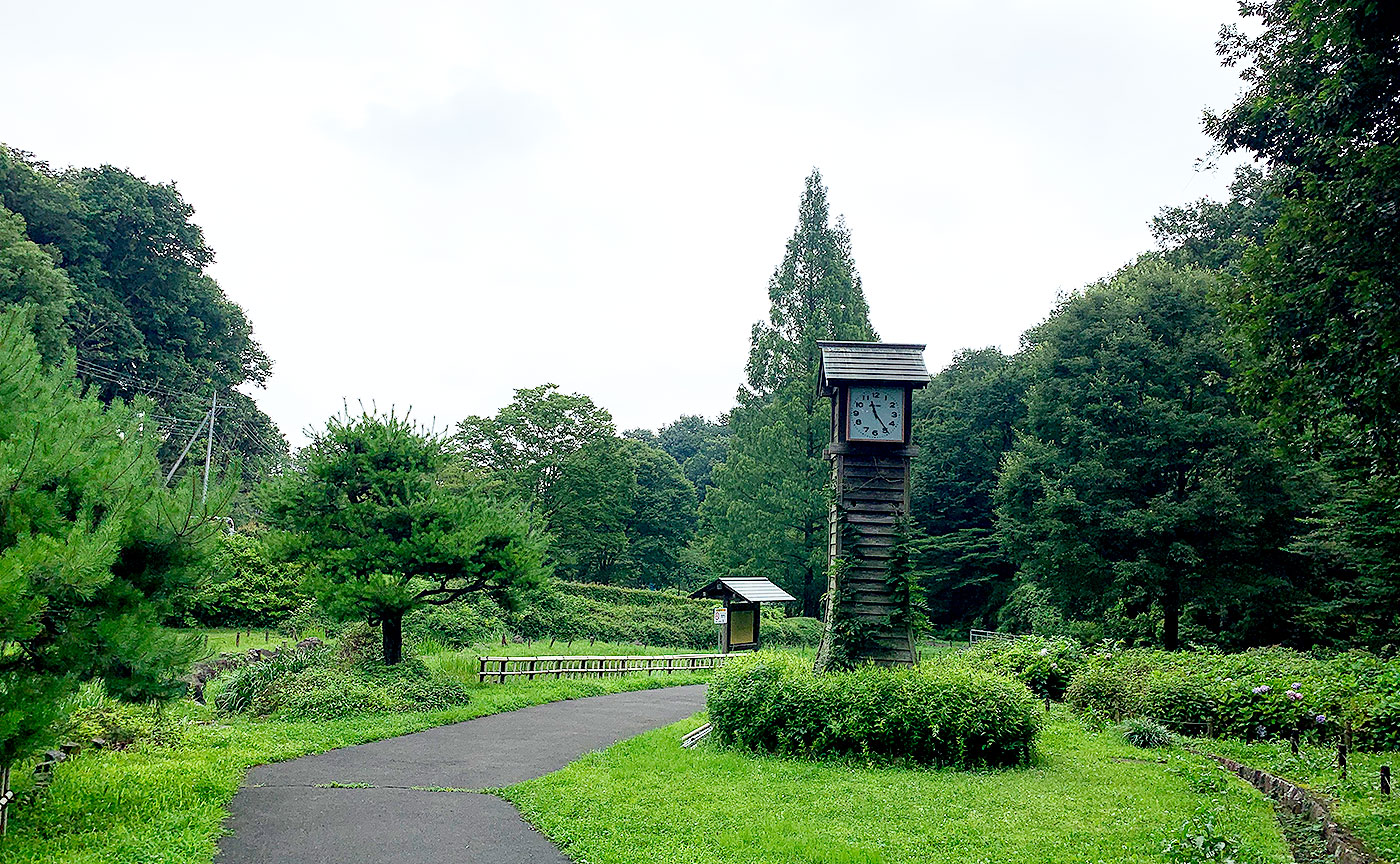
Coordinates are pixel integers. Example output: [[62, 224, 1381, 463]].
[[689, 577, 796, 603], [817, 341, 931, 395]]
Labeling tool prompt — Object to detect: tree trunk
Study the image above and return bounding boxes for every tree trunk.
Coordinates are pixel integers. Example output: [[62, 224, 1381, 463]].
[[382, 612, 404, 665], [1162, 582, 1181, 651]]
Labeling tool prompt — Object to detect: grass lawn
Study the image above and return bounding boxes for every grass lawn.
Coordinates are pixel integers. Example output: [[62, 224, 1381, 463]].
[[1206, 737, 1400, 862], [503, 708, 1292, 864], [1, 672, 710, 864]]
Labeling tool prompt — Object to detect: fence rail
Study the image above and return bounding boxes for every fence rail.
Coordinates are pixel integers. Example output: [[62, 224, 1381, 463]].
[[478, 653, 729, 683], [969, 628, 1017, 643]]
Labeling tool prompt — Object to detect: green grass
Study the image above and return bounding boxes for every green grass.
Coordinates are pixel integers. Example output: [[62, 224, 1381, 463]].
[[1206, 737, 1400, 862], [193, 626, 302, 657], [502, 708, 1291, 864], [1, 673, 710, 864]]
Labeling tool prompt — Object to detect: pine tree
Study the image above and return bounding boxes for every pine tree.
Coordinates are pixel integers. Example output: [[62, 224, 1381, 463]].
[[701, 170, 876, 614]]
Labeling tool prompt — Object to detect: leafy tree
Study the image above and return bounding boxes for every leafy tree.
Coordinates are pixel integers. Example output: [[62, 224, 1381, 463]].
[[184, 531, 307, 628], [617, 439, 698, 587], [454, 384, 637, 581], [263, 408, 546, 664], [655, 415, 730, 501], [0, 205, 72, 366], [1151, 165, 1281, 274], [455, 383, 616, 502], [703, 169, 877, 614], [0, 308, 215, 778], [1205, 0, 1400, 468], [907, 348, 1026, 632], [546, 438, 635, 582], [994, 260, 1296, 650], [0, 146, 285, 474]]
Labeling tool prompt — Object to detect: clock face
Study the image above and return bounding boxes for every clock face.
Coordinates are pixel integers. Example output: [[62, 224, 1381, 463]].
[[846, 385, 905, 443]]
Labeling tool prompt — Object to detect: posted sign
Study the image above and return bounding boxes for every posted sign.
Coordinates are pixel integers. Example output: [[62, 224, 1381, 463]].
[[713, 608, 728, 625]]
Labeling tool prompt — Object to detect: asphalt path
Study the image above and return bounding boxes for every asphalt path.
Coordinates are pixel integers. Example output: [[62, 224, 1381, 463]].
[[215, 684, 707, 864]]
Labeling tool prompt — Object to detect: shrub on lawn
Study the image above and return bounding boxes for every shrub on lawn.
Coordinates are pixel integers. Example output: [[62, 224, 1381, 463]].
[[52, 680, 176, 748], [962, 635, 1086, 699], [1121, 716, 1173, 749], [707, 652, 1042, 767], [213, 643, 469, 720], [1065, 666, 1137, 721]]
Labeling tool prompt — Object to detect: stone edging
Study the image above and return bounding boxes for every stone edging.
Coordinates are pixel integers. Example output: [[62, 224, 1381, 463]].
[[1193, 749, 1376, 864]]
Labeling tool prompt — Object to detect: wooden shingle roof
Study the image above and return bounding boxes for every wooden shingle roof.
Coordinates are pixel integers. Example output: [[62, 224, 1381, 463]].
[[817, 341, 930, 395]]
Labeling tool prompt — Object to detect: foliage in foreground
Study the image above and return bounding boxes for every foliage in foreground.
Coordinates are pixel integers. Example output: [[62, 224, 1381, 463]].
[[0, 309, 222, 773], [708, 651, 1042, 767], [504, 709, 1288, 864]]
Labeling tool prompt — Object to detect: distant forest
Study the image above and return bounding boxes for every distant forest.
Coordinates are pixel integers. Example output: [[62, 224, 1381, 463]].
[[2, 0, 1395, 651]]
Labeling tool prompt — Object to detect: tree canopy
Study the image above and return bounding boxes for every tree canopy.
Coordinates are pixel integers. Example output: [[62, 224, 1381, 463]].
[[702, 170, 877, 614], [0, 146, 286, 478], [263, 408, 546, 664]]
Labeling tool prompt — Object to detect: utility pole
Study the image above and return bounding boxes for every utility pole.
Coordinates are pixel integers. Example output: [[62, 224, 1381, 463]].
[[202, 391, 216, 504], [164, 410, 210, 486]]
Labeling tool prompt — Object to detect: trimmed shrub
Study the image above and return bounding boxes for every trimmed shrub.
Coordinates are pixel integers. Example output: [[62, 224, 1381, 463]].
[[707, 652, 1042, 767], [510, 581, 720, 649], [761, 611, 824, 648]]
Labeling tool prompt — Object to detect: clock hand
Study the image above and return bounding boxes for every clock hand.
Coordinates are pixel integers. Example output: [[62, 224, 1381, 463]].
[[870, 405, 889, 431]]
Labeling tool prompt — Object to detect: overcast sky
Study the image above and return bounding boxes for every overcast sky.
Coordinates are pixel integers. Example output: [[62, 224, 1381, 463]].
[[7, 0, 1250, 445]]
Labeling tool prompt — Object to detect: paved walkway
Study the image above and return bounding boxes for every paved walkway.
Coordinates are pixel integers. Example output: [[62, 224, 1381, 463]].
[[215, 685, 707, 864]]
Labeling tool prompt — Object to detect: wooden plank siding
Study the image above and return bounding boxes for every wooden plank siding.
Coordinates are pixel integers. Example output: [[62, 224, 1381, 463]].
[[828, 447, 918, 664]]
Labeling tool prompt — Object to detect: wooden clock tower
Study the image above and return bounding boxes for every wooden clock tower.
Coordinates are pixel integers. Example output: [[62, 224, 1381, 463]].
[[814, 341, 930, 668]]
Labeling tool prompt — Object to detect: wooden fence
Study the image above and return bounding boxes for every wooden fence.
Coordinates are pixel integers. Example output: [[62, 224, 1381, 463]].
[[478, 653, 729, 683]]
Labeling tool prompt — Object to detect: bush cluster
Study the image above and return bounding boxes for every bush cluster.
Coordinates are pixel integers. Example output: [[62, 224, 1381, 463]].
[[52, 680, 179, 749], [1061, 646, 1400, 749], [962, 635, 1086, 699], [183, 532, 307, 628], [404, 596, 506, 648], [707, 652, 1042, 768], [212, 643, 469, 721]]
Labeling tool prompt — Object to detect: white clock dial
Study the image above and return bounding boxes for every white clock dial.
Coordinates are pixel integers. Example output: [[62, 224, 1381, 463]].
[[846, 386, 904, 442]]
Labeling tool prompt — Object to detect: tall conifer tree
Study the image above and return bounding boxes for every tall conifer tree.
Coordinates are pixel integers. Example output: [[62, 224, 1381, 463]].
[[701, 171, 876, 614]]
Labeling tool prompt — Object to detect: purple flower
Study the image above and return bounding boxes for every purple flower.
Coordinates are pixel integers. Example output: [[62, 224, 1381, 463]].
[[1252, 685, 1271, 695], [1256, 725, 1269, 739], [1315, 714, 1327, 725], [1286, 690, 1304, 701], [1290, 682, 1303, 691]]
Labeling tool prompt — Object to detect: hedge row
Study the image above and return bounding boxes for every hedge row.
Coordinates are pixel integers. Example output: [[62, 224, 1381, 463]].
[[707, 652, 1043, 767]]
